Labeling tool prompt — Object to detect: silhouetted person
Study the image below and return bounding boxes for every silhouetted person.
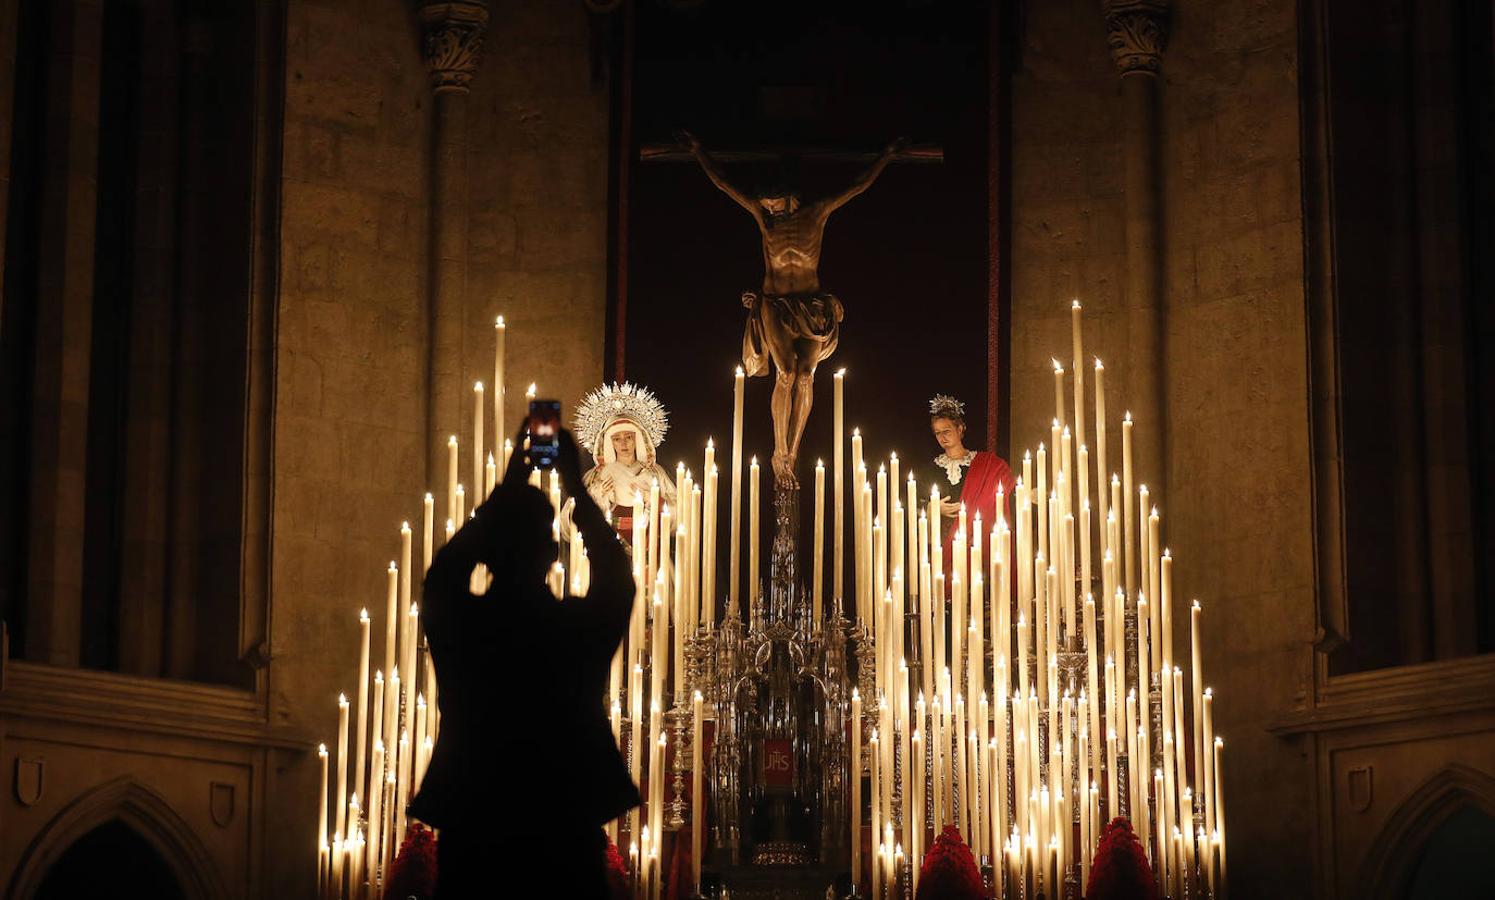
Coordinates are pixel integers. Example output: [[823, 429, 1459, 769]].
[[411, 428, 639, 898]]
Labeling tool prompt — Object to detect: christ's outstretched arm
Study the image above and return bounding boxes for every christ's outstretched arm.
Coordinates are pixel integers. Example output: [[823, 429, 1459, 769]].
[[820, 137, 908, 216], [678, 130, 761, 218]]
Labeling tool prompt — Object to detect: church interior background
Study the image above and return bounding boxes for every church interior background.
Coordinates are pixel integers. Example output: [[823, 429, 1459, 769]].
[[0, 0, 1492, 897]]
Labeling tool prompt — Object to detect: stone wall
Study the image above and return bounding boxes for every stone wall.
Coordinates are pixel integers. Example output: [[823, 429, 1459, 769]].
[[263, 1, 607, 896], [264, 1, 434, 894], [1157, 0, 1316, 892], [465, 1, 610, 443], [1007, 0, 1317, 894]]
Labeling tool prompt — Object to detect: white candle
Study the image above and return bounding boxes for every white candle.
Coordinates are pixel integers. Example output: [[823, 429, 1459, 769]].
[[675, 512, 687, 690], [870, 727, 882, 899], [703, 456, 718, 628], [1035, 443, 1049, 573], [1153, 766, 1166, 893], [691, 690, 704, 893], [1079, 449, 1092, 585], [648, 704, 664, 873], [368, 669, 384, 812], [1215, 737, 1228, 894], [413, 693, 429, 788], [1148, 505, 1162, 673], [473, 381, 485, 503], [493, 316, 505, 475], [334, 694, 349, 846], [1161, 552, 1175, 674], [851, 688, 862, 892], [317, 743, 329, 861], [1122, 413, 1135, 598], [1192, 600, 1204, 780], [853, 432, 866, 619], [353, 609, 370, 833], [729, 367, 745, 616], [1126, 688, 1140, 824], [1203, 688, 1216, 843], [1173, 666, 1188, 847], [630, 665, 643, 850], [933, 695, 946, 830], [381, 561, 398, 741], [814, 460, 826, 626], [1161, 673, 1177, 872], [422, 494, 434, 572], [877, 464, 889, 598], [366, 739, 384, 885], [834, 369, 846, 609], [446, 435, 459, 528], [402, 601, 419, 765], [749, 456, 760, 623], [651, 584, 667, 715], [1052, 359, 1066, 429], [911, 727, 925, 891], [1094, 358, 1109, 540], [648, 480, 662, 589], [385, 668, 400, 812], [907, 473, 919, 619], [1071, 300, 1086, 465], [919, 514, 934, 698], [954, 694, 968, 837]]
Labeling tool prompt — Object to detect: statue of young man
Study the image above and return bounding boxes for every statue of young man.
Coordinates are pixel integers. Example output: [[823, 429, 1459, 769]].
[[929, 394, 1014, 568], [680, 130, 906, 487]]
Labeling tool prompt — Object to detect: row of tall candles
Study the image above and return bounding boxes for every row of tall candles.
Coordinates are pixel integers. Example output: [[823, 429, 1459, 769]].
[[310, 317, 527, 898], [850, 302, 1228, 899], [313, 315, 734, 899], [314, 304, 1231, 899], [315, 523, 438, 899]]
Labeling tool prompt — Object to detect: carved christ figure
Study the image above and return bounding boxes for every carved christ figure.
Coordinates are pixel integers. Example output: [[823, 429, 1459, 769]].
[[680, 131, 905, 486]]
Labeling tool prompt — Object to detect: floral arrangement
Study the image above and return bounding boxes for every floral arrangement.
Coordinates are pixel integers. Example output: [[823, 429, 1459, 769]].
[[605, 835, 631, 900], [916, 825, 984, 900], [383, 822, 438, 900], [1086, 817, 1158, 900]]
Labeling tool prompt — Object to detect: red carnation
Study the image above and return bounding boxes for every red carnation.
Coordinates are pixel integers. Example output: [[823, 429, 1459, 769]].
[[604, 835, 631, 900], [1086, 817, 1158, 900], [917, 825, 984, 900], [384, 822, 438, 900]]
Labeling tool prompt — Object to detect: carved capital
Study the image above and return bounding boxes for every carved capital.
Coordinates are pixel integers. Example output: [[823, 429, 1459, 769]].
[[420, 1, 490, 94], [1103, 0, 1170, 75]]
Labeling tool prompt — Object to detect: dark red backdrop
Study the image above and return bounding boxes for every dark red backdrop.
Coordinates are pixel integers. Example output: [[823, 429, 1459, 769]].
[[604, 0, 1009, 602]]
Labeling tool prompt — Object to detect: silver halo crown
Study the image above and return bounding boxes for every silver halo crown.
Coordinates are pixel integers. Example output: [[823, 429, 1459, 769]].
[[928, 393, 966, 421], [574, 382, 670, 458]]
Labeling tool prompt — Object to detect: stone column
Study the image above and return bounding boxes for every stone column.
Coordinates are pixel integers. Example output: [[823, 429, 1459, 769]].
[[1103, 0, 1169, 499], [25, 0, 104, 666], [421, 2, 488, 496]]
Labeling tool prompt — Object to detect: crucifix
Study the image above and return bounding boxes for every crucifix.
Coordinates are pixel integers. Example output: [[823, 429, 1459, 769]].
[[659, 132, 937, 488]]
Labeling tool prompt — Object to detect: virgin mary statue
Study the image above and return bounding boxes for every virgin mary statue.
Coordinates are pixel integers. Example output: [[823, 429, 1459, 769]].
[[574, 382, 678, 543]]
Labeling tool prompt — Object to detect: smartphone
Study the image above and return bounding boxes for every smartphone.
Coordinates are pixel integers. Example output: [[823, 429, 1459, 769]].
[[526, 399, 562, 468]]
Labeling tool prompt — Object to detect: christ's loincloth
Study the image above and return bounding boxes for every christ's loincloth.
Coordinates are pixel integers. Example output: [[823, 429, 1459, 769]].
[[740, 291, 844, 377]]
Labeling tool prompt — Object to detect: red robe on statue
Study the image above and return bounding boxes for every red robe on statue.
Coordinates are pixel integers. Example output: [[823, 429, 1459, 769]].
[[940, 450, 1015, 573], [961, 451, 1015, 536]]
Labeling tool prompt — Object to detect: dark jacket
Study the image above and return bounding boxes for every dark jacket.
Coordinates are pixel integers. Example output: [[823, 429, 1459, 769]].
[[409, 484, 640, 834]]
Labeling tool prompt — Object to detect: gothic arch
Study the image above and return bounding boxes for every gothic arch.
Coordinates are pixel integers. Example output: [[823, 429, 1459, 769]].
[[1356, 763, 1495, 899], [7, 776, 227, 900]]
